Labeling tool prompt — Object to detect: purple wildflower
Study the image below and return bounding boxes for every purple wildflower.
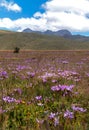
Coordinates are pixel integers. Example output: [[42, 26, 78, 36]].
[[36, 118, 44, 124], [59, 84, 74, 91], [86, 73, 89, 77], [64, 110, 74, 119], [15, 99, 22, 104], [49, 112, 56, 119], [14, 88, 22, 95], [12, 71, 18, 74], [27, 101, 31, 105], [0, 71, 8, 79], [51, 85, 60, 91], [51, 84, 74, 92], [54, 117, 59, 126], [58, 70, 79, 81], [65, 85, 74, 91], [42, 78, 47, 83], [3, 96, 16, 103], [62, 61, 69, 64], [16, 65, 26, 71], [35, 96, 42, 100], [52, 79, 57, 83], [39, 72, 57, 79], [72, 105, 86, 112], [27, 72, 35, 78]]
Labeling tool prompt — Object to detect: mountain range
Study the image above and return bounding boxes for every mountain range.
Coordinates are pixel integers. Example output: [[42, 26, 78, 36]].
[[23, 28, 72, 37], [22, 28, 89, 41]]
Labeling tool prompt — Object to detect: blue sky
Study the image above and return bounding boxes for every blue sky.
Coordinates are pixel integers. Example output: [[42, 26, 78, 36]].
[[0, 0, 46, 19], [1, 0, 89, 36]]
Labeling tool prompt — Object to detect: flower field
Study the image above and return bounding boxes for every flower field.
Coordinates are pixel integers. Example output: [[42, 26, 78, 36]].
[[0, 50, 89, 130]]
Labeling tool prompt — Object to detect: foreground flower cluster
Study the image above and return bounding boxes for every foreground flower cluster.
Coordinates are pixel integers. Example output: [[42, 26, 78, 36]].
[[0, 51, 88, 129]]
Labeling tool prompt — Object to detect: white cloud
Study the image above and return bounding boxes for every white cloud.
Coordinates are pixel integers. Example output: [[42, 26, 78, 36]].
[[40, 0, 89, 32], [1, 0, 89, 32], [0, 0, 22, 12], [42, 0, 89, 15], [0, 17, 47, 31]]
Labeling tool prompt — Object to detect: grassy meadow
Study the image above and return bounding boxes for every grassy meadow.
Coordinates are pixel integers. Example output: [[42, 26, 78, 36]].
[[0, 50, 89, 129]]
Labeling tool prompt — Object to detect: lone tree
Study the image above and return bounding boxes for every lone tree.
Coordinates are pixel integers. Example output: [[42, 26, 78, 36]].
[[14, 47, 20, 53]]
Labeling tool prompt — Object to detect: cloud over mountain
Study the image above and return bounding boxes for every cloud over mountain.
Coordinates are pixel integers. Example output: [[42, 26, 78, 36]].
[[0, 0, 89, 33]]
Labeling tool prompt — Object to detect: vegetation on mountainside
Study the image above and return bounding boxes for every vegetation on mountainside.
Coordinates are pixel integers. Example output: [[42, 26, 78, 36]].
[[0, 31, 89, 50]]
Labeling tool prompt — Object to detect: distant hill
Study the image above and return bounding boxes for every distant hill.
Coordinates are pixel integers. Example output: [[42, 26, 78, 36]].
[[23, 28, 33, 33], [23, 28, 72, 37], [22, 28, 89, 41], [0, 30, 14, 34], [0, 29, 89, 50]]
